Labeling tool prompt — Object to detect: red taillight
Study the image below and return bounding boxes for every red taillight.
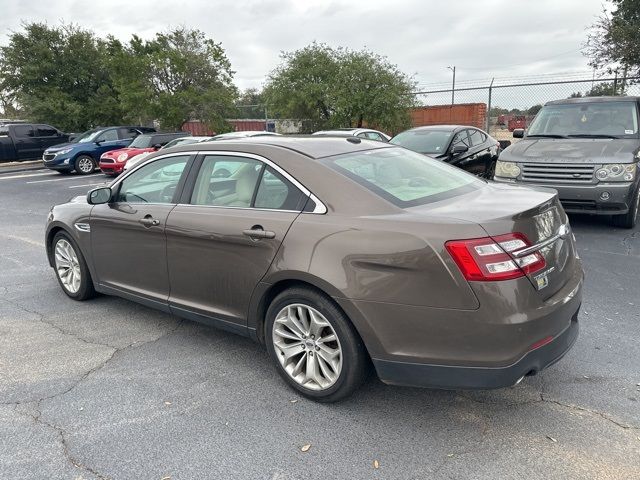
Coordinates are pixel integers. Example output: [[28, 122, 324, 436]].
[[528, 336, 554, 351], [445, 233, 545, 281]]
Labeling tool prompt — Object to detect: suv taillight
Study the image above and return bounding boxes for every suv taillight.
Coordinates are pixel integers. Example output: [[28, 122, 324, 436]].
[[445, 233, 545, 281]]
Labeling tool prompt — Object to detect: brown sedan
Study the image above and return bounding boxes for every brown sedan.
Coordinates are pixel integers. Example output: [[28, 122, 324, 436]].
[[45, 137, 583, 402]]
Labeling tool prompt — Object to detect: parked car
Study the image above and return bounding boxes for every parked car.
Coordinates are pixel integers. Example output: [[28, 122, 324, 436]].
[[45, 136, 582, 402], [312, 128, 390, 142], [123, 136, 214, 172], [1, 122, 69, 162], [43, 126, 156, 175], [494, 96, 640, 228], [99, 132, 190, 176], [390, 125, 500, 178]]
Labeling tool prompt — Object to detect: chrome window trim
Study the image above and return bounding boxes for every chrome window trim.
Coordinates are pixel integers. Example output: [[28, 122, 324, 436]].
[[175, 203, 301, 214], [512, 224, 570, 258], [110, 150, 327, 214]]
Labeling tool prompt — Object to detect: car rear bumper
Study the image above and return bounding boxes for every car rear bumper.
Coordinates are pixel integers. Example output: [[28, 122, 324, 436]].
[[373, 309, 579, 389], [494, 178, 636, 215]]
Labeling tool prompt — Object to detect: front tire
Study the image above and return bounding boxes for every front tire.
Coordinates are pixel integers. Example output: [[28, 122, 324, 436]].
[[265, 287, 368, 402], [74, 155, 96, 175], [52, 231, 96, 300], [611, 186, 639, 229]]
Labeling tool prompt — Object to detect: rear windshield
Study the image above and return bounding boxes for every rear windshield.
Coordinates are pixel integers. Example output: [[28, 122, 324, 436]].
[[528, 101, 639, 138], [322, 147, 481, 207], [390, 129, 453, 154]]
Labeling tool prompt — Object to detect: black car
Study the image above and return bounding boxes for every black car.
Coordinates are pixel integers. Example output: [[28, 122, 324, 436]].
[[390, 125, 500, 178], [0, 122, 69, 162]]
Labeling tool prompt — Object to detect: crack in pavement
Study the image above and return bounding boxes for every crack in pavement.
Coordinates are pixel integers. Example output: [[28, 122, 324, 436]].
[[2, 295, 185, 478], [540, 393, 639, 431], [621, 230, 638, 256]]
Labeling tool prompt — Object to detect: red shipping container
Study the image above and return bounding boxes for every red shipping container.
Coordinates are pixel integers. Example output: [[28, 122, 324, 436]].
[[410, 103, 487, 129]]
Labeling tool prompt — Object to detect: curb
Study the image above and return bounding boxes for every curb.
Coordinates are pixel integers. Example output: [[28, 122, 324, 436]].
[[0, 160, 44, 174]]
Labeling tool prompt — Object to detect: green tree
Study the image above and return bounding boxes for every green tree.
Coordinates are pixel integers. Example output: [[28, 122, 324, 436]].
[[235, 88, 267, 119], [264, 43, 415, 133], [586, 82, 624, 96], [584, 0, 640, 76], [0, 22, 125, 131], [527, 104, 543, 115]]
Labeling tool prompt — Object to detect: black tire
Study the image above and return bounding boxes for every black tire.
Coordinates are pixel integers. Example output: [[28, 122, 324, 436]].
[[265, 287, 369, 402], [74, 154, 96, 175], [611, 186, 639, 229], [51, 231, 96, 301]]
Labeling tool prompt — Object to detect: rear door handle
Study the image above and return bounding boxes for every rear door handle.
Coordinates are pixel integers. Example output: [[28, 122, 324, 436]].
[[243, 227, 276, 240], [139, 215, 160, 227]]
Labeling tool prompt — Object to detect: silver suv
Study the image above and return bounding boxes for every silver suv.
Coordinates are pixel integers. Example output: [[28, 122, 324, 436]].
[[494, 96, 640, 228]]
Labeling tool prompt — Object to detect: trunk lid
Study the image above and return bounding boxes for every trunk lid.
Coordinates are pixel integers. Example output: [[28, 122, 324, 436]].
[[409, 182, 578, 299]]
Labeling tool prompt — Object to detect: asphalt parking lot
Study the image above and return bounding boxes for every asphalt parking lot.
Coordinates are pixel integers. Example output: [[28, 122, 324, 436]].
[[1, 166, 639, 480]]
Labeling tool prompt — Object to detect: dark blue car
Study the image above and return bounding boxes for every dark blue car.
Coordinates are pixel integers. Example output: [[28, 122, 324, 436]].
[[42, 126, 156, 174]]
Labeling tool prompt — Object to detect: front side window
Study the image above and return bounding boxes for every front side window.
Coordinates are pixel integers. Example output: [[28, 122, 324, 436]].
[[128, 135, 153, 148], [451, 131, 471, 149], [364, 132, 384, 141], [14, 125, 34, 137], [390, 129, 454, 155], [116, 155, 189, 203], [190, 155, 307, 211], [527, 101, 639, 137], [36, 125, 57, 137], [468, 129, 486, 146], [323, 147, 481, 207], [96, 129, 118, 142]]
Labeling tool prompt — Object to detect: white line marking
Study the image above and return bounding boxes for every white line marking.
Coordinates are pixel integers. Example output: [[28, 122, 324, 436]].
[[0, 233, 45, 248], [26, 176, 99, 184], [69, 183, 104, 189], [0, 171, 56, 181]]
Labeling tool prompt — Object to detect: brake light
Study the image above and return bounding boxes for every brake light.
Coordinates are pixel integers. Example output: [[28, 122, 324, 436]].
[[445, 233, 545, 281]]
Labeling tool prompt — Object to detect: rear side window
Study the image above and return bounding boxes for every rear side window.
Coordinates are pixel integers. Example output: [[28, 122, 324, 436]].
[[323, 147, 481, 207], [254, 166, 306, 210], [468, 129, 486, 146], [96, 129, 118, 142], [14, 125, 34, 137]]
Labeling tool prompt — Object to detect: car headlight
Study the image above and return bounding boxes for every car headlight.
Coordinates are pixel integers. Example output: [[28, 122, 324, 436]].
[[56, 148, 73, 155], [117, 153, 129, 162], [595, 164, 636, 182], [495, 161, 521, 178]]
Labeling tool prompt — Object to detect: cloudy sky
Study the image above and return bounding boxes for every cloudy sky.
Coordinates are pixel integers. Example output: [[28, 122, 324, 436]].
[[1, 0, 608, 91]]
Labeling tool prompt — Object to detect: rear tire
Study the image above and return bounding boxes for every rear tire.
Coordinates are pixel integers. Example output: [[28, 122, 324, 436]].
[[265, 287, 368, 402], [611, 187, 639, 229], [52, 231, 96, 301], [74, 155, 95, 175]]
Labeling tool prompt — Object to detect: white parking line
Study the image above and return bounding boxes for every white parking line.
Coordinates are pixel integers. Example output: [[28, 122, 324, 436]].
[[0, 171, 55, 181], [69, 183, 105, 189], [26, 176, 99, 184]]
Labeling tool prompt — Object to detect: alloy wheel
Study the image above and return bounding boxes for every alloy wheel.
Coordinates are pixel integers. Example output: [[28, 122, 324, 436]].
[[77, 157, 94, 174], [272, 304, 343, 391], [54, 239, 81, 293]]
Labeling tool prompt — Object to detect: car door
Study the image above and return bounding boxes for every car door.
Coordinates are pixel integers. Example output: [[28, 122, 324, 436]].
[[35, 124, 64, 151], [90, 154, 193, 310], [12, 125, 39, 159], [165, 152, 309, 332], [446, 130, 472, 170], [465, 129, 493, 177], [93, 128, 129, 157]]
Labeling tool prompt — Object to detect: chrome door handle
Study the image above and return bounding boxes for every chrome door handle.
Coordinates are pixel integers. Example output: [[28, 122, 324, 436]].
[[243, 228, 276, 240], [139, 216, 160, 227]]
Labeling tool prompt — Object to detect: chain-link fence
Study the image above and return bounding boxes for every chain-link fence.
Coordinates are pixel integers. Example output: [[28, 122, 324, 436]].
[[412, 74, 640, 144]]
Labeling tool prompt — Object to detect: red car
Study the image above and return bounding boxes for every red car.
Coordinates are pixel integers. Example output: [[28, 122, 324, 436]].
[[99, 132, 189, 176]]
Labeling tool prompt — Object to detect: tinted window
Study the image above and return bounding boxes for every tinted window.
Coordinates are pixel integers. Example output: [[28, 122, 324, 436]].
[[36, 125, 57, 137], [14, 125, 34, 137], [254, 166, 305, 210], [116, 155, 189, 203], [129, 135, 153, 148], [365, 132, 384, 141], [451, 131, 471, 148], [323, 147, 481, 208], [191, 156, 262, 207], [118, 128, 141, 140], [390, 129, 453, 154], [468, 129, 486, 147], [96, 129, 118, 142]]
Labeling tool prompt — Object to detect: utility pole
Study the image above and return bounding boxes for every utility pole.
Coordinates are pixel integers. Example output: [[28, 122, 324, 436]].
[[448, 66, 456, 105]]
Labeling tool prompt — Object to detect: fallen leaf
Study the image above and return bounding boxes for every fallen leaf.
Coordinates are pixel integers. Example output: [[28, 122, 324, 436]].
[[79, 407, 84, 411], [373, 459, 380, 469], [301, 444, 311, 452], [290, 399, 298, 403], [583, 375, 590, 379], [447, 453, 454, 457], [546, 435, 557, 443], [161, 477, 171, 480], [164, 401, 172, 406]]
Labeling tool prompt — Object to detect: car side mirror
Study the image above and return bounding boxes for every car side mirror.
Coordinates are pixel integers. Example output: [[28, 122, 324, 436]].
[[451, 144, 469, 155], [87, 187, 112, 205], [513, 129, 525, 138]]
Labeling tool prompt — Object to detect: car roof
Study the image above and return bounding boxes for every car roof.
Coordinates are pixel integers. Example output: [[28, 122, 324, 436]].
[[404, 125, 468, 133], [545, 96, 640, 106], [165, 135, 393, 159]]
